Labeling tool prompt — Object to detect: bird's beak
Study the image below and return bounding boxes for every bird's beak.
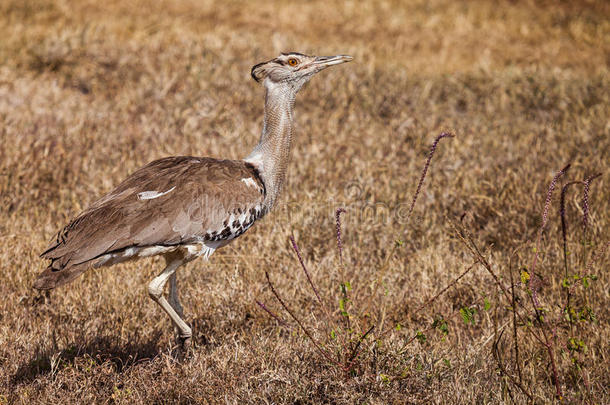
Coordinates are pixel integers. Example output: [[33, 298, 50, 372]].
[[311, 55, 353, 68]]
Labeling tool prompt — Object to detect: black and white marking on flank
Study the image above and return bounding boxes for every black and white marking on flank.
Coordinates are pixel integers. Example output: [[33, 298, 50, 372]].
[[204, 205, 266, 242]]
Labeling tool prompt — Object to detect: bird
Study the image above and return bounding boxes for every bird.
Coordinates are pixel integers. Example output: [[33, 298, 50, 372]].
[[34, 52, 353, 348]]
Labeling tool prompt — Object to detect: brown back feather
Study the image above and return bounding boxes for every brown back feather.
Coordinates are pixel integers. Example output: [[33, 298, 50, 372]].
[[36, 156, 265, 289]]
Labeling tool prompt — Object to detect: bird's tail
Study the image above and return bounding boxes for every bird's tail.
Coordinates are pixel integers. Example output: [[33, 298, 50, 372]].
[[33, 261, 91, 290]]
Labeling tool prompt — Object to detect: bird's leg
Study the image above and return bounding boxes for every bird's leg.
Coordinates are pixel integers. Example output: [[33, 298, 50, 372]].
[[167, 271, 185, 342], [148, 258, 192, 347], [168, 272, 184, 318]]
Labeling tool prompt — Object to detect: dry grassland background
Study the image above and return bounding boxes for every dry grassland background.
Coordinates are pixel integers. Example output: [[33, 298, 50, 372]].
[[0, 0, 608, 403]]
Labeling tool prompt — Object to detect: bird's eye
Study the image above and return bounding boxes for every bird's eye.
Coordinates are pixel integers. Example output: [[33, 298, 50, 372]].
[[287, 58, 298, 66]]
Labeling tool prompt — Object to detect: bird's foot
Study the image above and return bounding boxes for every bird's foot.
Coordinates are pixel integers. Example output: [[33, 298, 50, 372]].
[[179, 335, 192, 349], [173, 334, 193, 360]]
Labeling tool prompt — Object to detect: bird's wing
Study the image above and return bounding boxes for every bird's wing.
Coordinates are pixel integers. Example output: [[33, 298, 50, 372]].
[[36, 156, 265, 288]]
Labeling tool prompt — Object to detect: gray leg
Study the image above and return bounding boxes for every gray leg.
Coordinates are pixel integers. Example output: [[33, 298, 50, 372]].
[[168, 272, 184, 318], [148, 258, 192, 342]]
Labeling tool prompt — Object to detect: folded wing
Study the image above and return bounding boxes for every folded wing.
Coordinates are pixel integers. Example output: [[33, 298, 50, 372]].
[[35, 156, 265, 289]]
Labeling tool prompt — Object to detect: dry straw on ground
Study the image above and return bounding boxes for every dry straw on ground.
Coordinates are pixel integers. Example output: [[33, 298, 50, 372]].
[[0, 0, 608, 403]]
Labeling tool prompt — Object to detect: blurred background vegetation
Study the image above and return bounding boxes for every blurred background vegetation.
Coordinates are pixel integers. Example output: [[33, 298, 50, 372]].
[[0, 0, 608, 403]]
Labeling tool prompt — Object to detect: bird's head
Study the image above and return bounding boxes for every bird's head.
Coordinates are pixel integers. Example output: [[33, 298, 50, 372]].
[[251, 52, 352, 91]]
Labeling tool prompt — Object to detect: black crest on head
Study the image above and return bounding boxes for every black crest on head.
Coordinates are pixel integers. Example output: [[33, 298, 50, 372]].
[[280, 51, 306, 57], [251, 62, 266, 82]]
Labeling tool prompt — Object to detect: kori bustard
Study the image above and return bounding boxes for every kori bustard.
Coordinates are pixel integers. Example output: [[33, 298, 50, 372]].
[[35, 52, 352, 347]]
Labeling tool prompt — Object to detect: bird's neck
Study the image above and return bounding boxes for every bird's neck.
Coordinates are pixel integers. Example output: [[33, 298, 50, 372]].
[[245, 81, 297, 210]]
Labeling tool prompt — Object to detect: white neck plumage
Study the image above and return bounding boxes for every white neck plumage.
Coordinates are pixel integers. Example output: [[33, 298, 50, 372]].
[[245, 79, 297, 210]]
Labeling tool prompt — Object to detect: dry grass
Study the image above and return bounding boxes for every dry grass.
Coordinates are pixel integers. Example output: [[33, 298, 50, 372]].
[[1, 0, 609, 403]]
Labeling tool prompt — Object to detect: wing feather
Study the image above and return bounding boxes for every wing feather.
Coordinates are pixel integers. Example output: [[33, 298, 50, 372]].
[[36, 156, 265, 289]]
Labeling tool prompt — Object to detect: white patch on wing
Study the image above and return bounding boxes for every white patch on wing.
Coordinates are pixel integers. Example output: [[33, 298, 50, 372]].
[[241, 177, 259, 189], [137, 187, 176, 200]]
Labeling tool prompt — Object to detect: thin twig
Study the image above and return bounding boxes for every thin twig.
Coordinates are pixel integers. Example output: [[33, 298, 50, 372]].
[[493, 329, 534, 401], [560, 180, 582, 333], [451, 218, 546, 346], [264, 271, 339, 367], [417, 261, 477, 314], [397, 306, 469, 349], [526, 165, 570, 400], [289, 236, 324, 307], [508, 247, 523, 386], [450, 219, 511, 303], [582, 240, 609, 276], [345, 325, 375, 371], [256, 300, 291, 329], [378, 260, 477, 338]]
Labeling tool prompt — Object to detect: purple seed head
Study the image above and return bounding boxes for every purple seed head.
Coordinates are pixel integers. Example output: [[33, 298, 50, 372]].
[[541, 164, 570, 229], [530, 164, 570, 291], [405, 132, 455, 227], [335, 208, 346, 265], [582, 173, 601, 231]]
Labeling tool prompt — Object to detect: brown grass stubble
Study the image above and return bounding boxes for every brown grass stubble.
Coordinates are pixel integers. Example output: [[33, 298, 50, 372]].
[[0, 0, 608, 403]]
